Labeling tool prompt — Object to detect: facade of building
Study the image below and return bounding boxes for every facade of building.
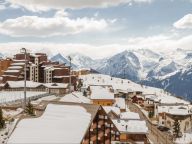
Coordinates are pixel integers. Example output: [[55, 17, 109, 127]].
[[89, 86, 115, 106], [29, 101, 120, 144], [113, 119, 148, 143], [1, 52, 77, 87], [157, 105, 192, 134], [0, 58, 12, 76]]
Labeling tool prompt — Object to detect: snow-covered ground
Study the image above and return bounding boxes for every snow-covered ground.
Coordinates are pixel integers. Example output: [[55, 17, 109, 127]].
[[80, 74, 189, 104], [0, 91, 47, 105], [3, 108, 23, 119], [0, 119, 18, 144], [175, 133, 192, 144], [8, 104, 91, 143]]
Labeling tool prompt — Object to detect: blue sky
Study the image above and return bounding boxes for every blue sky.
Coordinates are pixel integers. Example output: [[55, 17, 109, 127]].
[[0, 0, 192, 58]]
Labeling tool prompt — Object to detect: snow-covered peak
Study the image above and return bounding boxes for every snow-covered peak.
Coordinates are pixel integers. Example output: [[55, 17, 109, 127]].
[[50, 53, 77, 68], [68, 52, 95, 68]]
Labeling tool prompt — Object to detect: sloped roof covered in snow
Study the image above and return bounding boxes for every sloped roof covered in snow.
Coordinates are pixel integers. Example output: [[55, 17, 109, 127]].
[[60, 92, 91, 104], [114, 98, 126, 110], [90, 86, 114, 100], [43, 83, 68, 88], [103, 106, 121, 116], [120, 112, 140, 120], [113, 120, 148, 134], [8, 104, 92, 143], [158, 105, 192, 116], [7, 81, 43, 88]]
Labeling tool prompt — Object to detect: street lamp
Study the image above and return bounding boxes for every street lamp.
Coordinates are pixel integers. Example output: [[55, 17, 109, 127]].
[[20, 48, 27, 109], [68, 56, 72, 93]]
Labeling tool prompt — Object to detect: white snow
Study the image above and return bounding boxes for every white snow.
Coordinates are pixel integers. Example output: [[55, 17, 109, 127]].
[[90, 85, 114, 100], [5, 70, 20, 73], [60, 92, 91, 104], [103, 106, 121, 116], [157, 105, 191, 116], [113, 120, 148, 134], [8, 104, 91, 144], [0, 91, 47, 104], [43, 83, 68, 88], [81, 74, 189, 105], [11, 63, 25, 66], [175, 133, 192, 144], [31, 95, 58, 105], [7, 81, 43, 88], [8, 66, 23, 69], [3, 108, 23, 119], [114, 98, 126, 110], [120, 112, 140, 120]]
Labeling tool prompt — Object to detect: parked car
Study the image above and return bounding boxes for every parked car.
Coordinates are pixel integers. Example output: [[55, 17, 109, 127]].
[[157, 126, 170, 132]]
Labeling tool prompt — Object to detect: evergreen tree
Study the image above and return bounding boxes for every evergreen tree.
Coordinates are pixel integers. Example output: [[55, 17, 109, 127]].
[[83, 90, 87, 96], [77, 79, 83, 91], [25, 100, 35, 116], [0, 107, 5, 129], [173, 119, 181, 138], [148, 111, 154, 118]]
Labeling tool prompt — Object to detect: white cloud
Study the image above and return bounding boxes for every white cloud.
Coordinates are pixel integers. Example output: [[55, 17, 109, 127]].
[[174, 14, 192, 29], [0, 34, 192, 59], [7, 0, 152, 12], [0, 12, 109, 37], [0, 5, 6, 10]]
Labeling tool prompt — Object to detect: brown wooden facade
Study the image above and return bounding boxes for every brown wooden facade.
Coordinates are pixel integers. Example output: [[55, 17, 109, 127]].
[[46, 101, 120, 144], [82, 106, 120, 144]]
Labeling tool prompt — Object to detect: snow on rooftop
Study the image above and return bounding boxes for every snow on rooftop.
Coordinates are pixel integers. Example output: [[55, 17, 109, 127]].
[[8, 66, 23, 70], [43, 83, 68, 88], [11, 63, 25, 66], [168, 108, 191, 116], [5, 70, 20, 73], [158, 105, 192, 117], [31, 95, 58, 105], [114, 98, 126, 110], [103, 106, 121, 116], [81, 74, 189, 105], [8, 104, 91, 144], [0, 91, 47, 104], [90, 86, 114, 100], [120, 112, 140, 120], [60, 92, 91, 104], [113, 120, 148, 134], [7, 81, 42, 88]]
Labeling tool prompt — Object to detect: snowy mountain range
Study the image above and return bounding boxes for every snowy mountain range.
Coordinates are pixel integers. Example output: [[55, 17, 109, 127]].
[[50, 48, 192, 101]]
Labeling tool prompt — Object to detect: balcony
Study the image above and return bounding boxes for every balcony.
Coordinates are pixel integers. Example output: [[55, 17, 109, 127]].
[[98, 120, 104, 127], [91, 135, 97, 142], [91, 123, 97, 129]]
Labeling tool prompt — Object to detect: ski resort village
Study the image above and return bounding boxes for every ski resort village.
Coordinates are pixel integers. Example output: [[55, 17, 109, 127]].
[[0, 51, 191, 144]]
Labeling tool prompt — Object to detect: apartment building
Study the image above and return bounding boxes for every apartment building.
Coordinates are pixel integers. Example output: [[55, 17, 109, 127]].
[[2, 52, 77, 84], [44, 64, 77, 89]]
